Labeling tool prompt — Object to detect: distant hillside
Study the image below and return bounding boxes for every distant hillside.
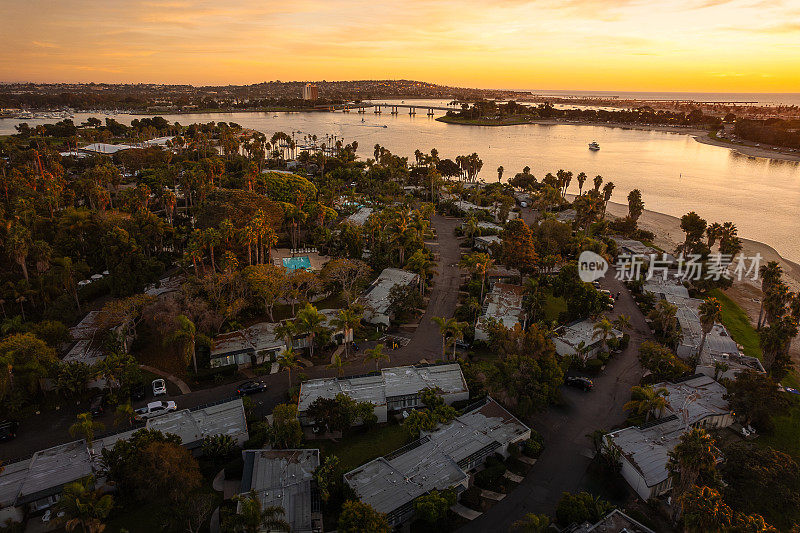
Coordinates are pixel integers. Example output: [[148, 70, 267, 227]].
[[0, 80, 531, 111]]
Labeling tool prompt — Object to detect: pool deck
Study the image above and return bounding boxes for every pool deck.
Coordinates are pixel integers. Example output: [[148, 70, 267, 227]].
[[271, 248, 328, 272]]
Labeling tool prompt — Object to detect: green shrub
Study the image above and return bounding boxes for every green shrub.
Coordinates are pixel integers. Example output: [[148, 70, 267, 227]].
[[586, 358, 605, 374], [460, 485, 483, 511], [523, 438, 543, 458]]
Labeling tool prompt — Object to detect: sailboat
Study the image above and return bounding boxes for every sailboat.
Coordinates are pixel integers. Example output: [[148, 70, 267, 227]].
[[588, 141, 600, 151]]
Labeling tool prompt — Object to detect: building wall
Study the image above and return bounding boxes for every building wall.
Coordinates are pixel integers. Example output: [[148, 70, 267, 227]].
[[618, 455, 657, 501]]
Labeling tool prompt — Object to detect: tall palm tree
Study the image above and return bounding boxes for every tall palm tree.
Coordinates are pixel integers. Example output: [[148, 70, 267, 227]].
[[623, 385, 669, 422], [758, 261, 783, 329], [69, 412, 105, 450], [278, 348, 301, 387], [55, 476, 114, 533], [275, 322, 297, 352], [227, 490, 290, 533], [327, 353, 349, 377], [447, 320, 468, 360], [698, 298, 722, 357], [667, 428, 719, 521], [294, 303, 328, 360], [497, 165, 504, 182], [365, 344, 390, 371], [592, 317, 614, 354], [331, 307, 362, 358], [431, 316, 451, 361], [166, 315, 208, 374]]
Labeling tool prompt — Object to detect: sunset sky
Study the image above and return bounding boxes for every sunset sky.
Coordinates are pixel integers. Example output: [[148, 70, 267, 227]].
[[3, 0, 799, 92]]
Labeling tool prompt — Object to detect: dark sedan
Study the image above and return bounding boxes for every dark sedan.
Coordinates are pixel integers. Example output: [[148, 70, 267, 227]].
[[236, 380, 268, 396], [565, 376, 594, 391]]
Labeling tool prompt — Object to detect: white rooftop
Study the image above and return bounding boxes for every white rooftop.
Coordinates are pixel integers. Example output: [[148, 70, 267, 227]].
[[476, 283, 525, 331], [345, 207, 374, 226], [298, 363, 467, 412], [240, 449, 321, 533], [360, 268, 419, 318], [344, 398, 529, 521]]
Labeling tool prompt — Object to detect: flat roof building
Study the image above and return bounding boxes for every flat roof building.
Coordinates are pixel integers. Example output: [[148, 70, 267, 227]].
[[474, 234, 502, 254], [344, 207, 373, 227], [344, 397, 530, 526], [239, 449, 322, 533], [553, 319, 622, 360], [474, 283, 525, 341], [359, 268, 420, 327], [298, 363, 468, 424], [606, 375, 730, 501]]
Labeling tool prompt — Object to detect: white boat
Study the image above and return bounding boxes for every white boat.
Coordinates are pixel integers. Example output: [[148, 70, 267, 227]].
[[589, 141, 600, 151]]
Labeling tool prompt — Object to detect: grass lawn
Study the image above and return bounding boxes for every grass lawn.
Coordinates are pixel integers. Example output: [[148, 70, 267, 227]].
[[543, 293, 567, 322], [709, 289, 762, 360], [710, 290, 800, 457], [309, 423, 411, 472]]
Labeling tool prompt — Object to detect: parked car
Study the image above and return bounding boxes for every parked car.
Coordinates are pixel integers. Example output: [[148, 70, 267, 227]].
[[134, 400, 177, 420], [130, 382, 146, 402], [0, 420, 18, 442], [89, 394, 107, 416], [565, 376, 594, 391], [236, 380, 268, 396], [152, 378, 167, 396]]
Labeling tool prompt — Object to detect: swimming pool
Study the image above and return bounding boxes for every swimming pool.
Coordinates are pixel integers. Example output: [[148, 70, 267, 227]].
[[282, 256, 311, 271]]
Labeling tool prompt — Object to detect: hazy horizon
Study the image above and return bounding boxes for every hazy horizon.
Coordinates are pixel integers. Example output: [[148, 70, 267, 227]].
[[4, 0, 799, 92]]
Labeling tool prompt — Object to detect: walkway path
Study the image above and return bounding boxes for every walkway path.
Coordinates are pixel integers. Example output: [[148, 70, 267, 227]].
[[459, 270, 649, 532], [139, 364, 192, 394]]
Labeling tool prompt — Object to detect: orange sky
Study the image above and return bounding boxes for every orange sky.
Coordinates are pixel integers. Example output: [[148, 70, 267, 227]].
[[3, 0, 799, 92]]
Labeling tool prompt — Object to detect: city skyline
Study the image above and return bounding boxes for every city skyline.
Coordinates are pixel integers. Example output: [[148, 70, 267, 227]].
[[3, 0, 799, 92]]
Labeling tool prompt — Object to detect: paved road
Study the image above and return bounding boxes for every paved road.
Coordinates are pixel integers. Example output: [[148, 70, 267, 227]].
[[0, 215, 465, 461], [392, 215, 465, 363], [460, 270, 650, 532]]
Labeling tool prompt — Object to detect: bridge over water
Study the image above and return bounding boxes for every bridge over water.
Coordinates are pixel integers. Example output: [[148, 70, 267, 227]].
[[333, 102, 457, 115]]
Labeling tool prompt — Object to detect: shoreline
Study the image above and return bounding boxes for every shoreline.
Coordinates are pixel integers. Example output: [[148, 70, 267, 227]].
[[600, 199, 800, 289], [438, 115, 800, 162]]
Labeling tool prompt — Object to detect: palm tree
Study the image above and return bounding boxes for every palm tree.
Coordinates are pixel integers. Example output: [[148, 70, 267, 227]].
[[331, 307, 362, 358], [574, 341, 590, 365], [497, 165, 504, 182], [447, 320, 468, 360], [612, 314, 631, 334], [166, 315, 208, 374], [592, 317, 614, 354], [667, 428, 719, 521], [327, 353, 349, 377], [576, 172, 587, 196], [55, 476, 114, 533], [114, 403, 134, 427], [294, 303, 328, 360], [623, 385, 669, 422], [405, 249, 435, 294], [69, 412, 105, 449], [758, 261, 783, 329], [459, 252, 494, 301], [698, 298, 722, 357], [278, 348, 301, 387], [432, 316, 451, 361], [227, 490, 290, 533], [365, 344, 390, 371]]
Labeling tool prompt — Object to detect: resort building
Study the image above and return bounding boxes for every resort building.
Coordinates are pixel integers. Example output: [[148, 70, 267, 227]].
[[461, 220, 503, 234], [696, 351, 765, 381], [0, 399, 249, 520], [239, 449, 322, 533], [474, 283, 526, 342], [666, 295, 739, 360], [344, 397, 530, 526], [553, 319, 622, 360], [605, 375, 731, 500], [474, 234, 502, 254], [359, 268, 420, 327], [297, 363, 468, 425], [210, 313, 352, 368]]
